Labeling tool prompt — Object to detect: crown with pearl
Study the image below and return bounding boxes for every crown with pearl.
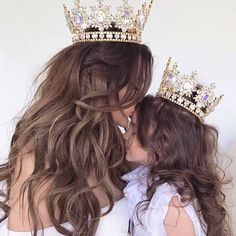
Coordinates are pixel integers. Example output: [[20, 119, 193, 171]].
[[156, 57, 223, 120], [63, 0, 153, 44]]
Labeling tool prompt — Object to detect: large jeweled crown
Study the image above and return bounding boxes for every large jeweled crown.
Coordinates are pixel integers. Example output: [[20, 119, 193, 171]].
[[63, 0, 153, 44], [157, 58, 223, 120]]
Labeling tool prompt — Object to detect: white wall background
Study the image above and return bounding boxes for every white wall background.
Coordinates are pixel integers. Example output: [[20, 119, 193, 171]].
[[0, 0, 235, 232]]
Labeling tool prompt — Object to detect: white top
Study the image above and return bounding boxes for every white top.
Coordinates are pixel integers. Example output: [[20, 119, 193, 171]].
[[122, 166, 206, 236], [0, 197, 129, 236]]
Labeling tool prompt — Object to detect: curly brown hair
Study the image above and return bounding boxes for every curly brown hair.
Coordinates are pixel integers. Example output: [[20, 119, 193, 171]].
[[135, 95, 231, 236], [0, 42, 153, 235]]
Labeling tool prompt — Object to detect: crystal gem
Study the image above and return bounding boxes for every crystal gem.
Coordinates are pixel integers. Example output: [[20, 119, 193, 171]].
[[196, 109, 201, 114], [196, 103, 202, 108], [184, 101, 190, 106], [81, 22, 87, 30], [121, 34, 127, 39], [97, 10, 106, 23], [92, 33, 98, 39], [163, 80, 170, 87], [203, 94, 209, 100], [183, 81, 192, 90], [123, 10, 130, 23], [76, 13, 83, 25], [80, 34, 85, 40], [106, 33, 113, 39], [137, 14, 145, 29], [168, 74, 177, 84]]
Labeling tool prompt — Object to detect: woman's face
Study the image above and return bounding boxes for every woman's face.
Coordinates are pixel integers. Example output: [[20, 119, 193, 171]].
[[123, 112, 150, 165], [111, 87, 136, 129]]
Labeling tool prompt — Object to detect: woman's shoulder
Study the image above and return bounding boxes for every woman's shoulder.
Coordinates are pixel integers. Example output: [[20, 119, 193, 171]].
[[0, 219, 73, 236], [0, 198, 129, 236], [97, 197, 130, 235], [8, 148, 55, 231]]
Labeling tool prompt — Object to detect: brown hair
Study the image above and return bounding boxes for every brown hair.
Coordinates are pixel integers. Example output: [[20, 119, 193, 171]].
[[0, 42, 153, 235], [135, 95, 231, 236]]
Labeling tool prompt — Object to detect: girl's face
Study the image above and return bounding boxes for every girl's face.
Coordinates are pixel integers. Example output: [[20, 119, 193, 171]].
[[123, 112, 150, 165], [111, 87, 136, 129]]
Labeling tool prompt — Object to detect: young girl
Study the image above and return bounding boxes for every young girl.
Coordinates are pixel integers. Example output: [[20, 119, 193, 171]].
[[123, 58, 231, 236]]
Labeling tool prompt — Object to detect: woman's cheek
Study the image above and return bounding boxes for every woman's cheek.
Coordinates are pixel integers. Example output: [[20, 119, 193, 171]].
[[111, 110, 129, 128]]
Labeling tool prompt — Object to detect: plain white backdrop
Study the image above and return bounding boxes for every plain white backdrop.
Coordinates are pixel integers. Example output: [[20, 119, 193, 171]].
[[0, 0, 235, 232]]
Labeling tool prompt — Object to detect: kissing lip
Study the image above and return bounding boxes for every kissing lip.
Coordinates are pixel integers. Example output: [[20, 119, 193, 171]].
[[125, 143, 130, 150]]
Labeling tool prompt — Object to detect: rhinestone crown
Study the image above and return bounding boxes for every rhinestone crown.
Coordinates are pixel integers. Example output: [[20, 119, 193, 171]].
[[63, 0, 153, 44], [157, 57, 223, 120]]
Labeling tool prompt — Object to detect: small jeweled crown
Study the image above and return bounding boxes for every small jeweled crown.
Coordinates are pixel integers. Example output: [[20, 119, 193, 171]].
[[156, 57, 223, 120], [63, 0, 153, 44]]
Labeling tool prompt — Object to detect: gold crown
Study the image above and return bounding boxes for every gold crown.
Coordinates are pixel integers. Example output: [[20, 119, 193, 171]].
[[156, 57, 223, 120], [63, 0, 153, 44]]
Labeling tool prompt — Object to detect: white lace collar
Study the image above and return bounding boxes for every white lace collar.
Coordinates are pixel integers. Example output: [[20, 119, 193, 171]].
[[121, 165, 150, 182]]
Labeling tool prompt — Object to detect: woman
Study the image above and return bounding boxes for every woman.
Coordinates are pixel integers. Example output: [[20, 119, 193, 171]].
[[0, 30, 154, 236], [0, 0, 155, 233]]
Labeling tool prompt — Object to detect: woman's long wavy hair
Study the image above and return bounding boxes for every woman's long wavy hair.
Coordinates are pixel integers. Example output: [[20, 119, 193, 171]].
[[135, 95, 231, 236], [0, 42, 153, 235]]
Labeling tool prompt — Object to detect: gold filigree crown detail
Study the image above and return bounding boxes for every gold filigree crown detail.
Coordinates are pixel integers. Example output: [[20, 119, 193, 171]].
[[157, 57, 223, 120], [63, 0, 153, 44]]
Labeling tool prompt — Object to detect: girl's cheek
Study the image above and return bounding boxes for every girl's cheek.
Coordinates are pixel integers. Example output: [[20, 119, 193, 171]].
[[133, 147, 149, 164]]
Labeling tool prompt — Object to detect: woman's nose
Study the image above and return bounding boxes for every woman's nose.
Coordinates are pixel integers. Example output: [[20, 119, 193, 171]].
[[129, 106, 135, 116]]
